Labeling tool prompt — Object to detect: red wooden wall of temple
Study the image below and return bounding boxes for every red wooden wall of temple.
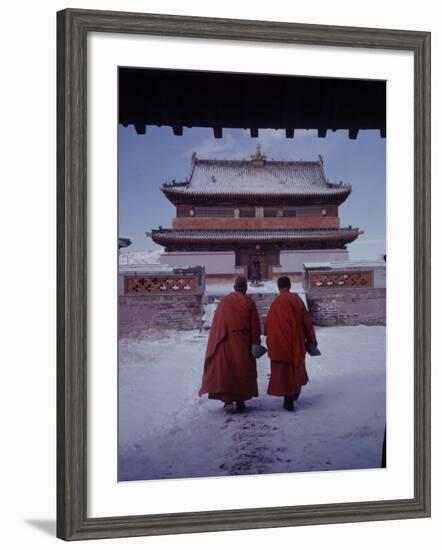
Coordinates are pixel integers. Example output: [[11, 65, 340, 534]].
[[173, 217, 340, 230], [176, 204, 338, 217]]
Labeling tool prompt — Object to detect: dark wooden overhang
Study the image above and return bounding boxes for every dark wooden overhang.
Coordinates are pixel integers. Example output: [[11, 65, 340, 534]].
[[119, 67, 386, 140], [149, 227, 360, 248], [161, 186, 352, 206], [118, 237, 132, 249]]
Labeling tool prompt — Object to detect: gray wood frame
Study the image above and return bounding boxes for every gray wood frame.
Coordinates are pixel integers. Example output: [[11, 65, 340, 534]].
[[57, 8, 431, 541]]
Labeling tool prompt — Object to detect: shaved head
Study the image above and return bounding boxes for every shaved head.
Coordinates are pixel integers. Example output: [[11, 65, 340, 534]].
[[277, 276, 291, 290], [234, 276, 248, 293]]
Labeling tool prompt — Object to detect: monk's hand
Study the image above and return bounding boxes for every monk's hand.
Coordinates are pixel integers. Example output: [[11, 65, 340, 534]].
[[252, 344, 267, 359]]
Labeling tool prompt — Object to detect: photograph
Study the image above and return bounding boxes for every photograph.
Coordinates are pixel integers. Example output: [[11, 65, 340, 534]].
[[117, 67, 387, 482], [0, 0, 435, 545]]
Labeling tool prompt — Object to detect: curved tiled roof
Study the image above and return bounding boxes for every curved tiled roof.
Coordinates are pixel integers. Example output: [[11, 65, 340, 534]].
[[150, 227, 360, 246], [161, 156, 351, 201]]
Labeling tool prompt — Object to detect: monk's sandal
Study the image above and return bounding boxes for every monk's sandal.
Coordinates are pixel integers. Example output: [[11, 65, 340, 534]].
[[223, 403, 235, 414], [283, 397, 295, 412]]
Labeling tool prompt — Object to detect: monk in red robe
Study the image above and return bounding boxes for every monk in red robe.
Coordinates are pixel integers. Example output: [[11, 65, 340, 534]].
[[199, 276, 261, 413], [265, 276, 317, 411]]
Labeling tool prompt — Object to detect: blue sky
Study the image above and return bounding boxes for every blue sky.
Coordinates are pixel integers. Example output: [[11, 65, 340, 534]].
[[119, 126, 386, 260]]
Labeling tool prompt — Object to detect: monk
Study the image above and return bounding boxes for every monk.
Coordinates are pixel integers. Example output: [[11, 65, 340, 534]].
[[265, 276, 317, 411], [199, 276, 261, 413]]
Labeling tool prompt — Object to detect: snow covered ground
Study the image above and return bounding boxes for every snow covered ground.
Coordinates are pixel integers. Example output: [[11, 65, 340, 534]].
[[119, 325, 386, 481]]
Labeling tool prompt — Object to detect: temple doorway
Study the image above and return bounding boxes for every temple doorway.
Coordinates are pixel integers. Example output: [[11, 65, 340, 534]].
[[247, 251, 269, 281], [249, 255, 263, 282], [235, 249, 280, 281]]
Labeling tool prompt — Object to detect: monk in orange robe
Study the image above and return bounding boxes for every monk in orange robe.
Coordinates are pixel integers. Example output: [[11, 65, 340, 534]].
[[265, 276, 317, 411], [199, 276, 261, 413]]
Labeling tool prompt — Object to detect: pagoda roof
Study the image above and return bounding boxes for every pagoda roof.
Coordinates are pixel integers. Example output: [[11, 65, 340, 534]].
[[149, 227, 360, 246], [161, 149, 351, 203]]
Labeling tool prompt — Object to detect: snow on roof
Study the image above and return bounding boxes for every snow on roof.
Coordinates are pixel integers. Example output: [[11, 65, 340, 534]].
[[303, 260, 386, 270], [119, 249, 163, 265], [161, 150, 351, 198], [118, 264, 173, 274]]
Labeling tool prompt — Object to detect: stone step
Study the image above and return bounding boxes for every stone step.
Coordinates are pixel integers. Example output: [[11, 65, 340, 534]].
[[205, 293, 278, 304], [252, 298, 276, 306]]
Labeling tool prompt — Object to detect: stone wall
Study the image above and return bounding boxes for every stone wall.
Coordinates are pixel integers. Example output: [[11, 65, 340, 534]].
[[119, 265, 205, 335], [306, 288, 386, 326], [119, 294, 203, 335], [303, 261, 386, 326]]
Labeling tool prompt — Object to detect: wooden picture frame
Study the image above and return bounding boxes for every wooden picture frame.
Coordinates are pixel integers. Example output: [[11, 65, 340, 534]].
[[57, 8, 431, 541]]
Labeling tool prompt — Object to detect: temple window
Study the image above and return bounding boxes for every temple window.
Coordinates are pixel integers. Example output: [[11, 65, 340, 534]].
[[177, 205, 192, 217], [264, 208, 278, 217], [194, 206, 234, 218], [239, 208, 255, 218], [296, 206, 323, 217], [283, 207, 297, 217]]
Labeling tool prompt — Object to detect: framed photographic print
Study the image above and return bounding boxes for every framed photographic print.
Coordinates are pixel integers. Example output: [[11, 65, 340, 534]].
[[57, 8, 431, 541]]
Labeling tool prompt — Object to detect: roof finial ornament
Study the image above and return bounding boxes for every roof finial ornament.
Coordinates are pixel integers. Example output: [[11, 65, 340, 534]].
[[251, 143, 266, 166]]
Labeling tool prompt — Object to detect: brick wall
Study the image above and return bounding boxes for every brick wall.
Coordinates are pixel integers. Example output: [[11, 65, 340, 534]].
[[119, 294, 203, 335], [119, 266, 205, 335], [306, 288, 386, 326], [172, 216, 340, 230]]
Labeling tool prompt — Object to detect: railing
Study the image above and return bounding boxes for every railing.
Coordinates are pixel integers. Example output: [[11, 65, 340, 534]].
[[309, 271, 373, 289]]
